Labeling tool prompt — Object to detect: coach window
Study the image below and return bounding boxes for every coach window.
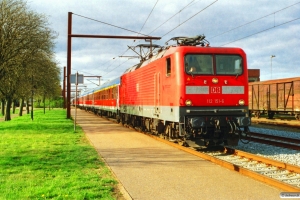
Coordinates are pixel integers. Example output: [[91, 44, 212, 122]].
[[166, 57, 171, 77], [216, 55, 243, 75]]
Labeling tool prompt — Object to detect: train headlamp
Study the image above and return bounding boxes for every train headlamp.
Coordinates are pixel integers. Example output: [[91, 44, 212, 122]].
[[239, 99, 245, 106], [212, 78, 218, 84], [185, 99, 192, 106]]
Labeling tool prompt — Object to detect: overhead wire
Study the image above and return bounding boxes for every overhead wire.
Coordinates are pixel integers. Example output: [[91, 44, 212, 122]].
[[116, 0, 215, 73], [106, 0, 160, 72], [147, 0, 196, 35], [161, 0, 218, 38], [103, 59, 130, 76], [72, 13, 150, 37], [72, 1, 298, 85], [210, 1, 300, 40], [221, 16, 300, 46], [72, 0, 218, 81], [72, 68, 95, 76], [138, 0, 160, 34], [130, 0, 197, 55], [71, 12, 150, 74], [72, 11, 150, 74]]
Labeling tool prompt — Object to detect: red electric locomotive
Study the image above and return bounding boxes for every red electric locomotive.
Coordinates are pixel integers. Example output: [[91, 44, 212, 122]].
[[119, 35, 250, 146], [74, 35, 251, 146]]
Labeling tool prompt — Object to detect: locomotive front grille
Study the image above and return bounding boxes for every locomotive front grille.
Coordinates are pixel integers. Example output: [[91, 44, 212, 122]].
[[186, 109, 247, 113], [183, 107, 251, 126]]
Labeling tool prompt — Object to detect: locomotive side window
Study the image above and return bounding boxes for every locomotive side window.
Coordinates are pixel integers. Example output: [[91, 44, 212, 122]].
[[185, 54, 213, 75], [166, 57, 171, 77], [216, 55, 243, 75]]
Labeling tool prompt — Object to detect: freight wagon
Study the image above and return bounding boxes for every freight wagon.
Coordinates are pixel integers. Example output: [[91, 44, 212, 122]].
[[249, 77, 300, 120]]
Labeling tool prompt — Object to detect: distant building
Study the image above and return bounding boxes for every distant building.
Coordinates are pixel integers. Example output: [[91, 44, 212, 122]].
[[248, 69, 260, 82]]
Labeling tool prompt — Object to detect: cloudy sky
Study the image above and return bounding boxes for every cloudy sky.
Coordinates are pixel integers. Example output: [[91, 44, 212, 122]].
[[28, 0, 300, 88]]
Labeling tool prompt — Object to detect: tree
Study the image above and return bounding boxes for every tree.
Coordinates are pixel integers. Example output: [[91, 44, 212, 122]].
[[0, 94, 4, 116], [0, 0, 58, 120]]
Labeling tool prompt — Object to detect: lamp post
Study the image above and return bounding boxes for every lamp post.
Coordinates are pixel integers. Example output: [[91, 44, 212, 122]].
[[270, 55, 275, 79]]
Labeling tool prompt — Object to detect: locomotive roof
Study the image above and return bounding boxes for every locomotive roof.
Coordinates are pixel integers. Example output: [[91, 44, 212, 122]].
[[123, 35, 247, 75], [123, 48, 167, 74], [123, 45, 245, 75], [124, 35, 209, 73]]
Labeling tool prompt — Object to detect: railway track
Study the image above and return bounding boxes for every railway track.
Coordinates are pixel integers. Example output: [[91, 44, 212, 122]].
[[133, 128, 300, 192], [204, 147, 300, 191], [251, 117, 300, 128], [245, 132, 300, 150], [90, 111, 300, 192]]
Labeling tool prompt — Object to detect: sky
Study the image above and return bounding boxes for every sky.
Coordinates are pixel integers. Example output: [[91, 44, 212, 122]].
[[28, 0, 300, 89]]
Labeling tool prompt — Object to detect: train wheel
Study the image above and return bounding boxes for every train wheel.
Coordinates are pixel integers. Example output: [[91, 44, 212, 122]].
[[144, 119, 150, 133], [239, 127, 251, 144], [254, 111, 260, 118], [164, 125, 171, 140], [226, 137, 239, 146], [177, 139, 189, 147], [267, 111, 275, 119]]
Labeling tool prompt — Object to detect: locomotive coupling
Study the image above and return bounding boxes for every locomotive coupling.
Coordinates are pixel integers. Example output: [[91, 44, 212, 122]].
[[235, 117, 251, 126], [189, 117, 206, 128]]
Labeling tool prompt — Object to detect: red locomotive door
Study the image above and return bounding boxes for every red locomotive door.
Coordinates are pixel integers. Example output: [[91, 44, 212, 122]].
[[154, 72, 160, 115]]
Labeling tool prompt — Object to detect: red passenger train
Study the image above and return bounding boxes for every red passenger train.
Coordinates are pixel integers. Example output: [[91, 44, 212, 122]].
[[74, 35, 251, 146]]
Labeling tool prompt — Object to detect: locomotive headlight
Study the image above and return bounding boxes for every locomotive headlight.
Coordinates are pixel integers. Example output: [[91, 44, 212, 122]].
[[185, 99, 192, 106], [212, 78, 218, 84], [239, 99, 245, 106]]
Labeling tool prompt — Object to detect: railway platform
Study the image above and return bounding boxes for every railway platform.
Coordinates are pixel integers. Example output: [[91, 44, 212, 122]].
[[72, 108, 285, 200]]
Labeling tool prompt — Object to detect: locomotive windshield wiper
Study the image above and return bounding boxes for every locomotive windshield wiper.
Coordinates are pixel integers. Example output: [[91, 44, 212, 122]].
[[189, 71, 195, 78]]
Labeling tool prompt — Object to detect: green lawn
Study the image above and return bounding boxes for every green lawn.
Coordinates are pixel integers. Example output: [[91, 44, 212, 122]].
[[0, 109, 121, 199]]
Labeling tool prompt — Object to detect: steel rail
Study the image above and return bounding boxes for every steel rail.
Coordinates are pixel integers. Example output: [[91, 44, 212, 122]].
[[246, 132, 300, 150], [224, 147, 300, 174], [249, 132, 300, 144]]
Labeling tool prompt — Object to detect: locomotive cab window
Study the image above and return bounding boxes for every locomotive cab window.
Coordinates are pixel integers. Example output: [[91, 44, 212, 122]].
[[166, 57, 171, 77], [185, 54, 213, 75], [216, 55, 243, 75]]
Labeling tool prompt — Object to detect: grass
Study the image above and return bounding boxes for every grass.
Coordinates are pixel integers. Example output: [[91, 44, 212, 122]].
[[0, 109, 121, 199]]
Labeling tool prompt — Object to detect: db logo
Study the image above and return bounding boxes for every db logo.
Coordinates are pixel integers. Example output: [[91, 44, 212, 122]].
[[211, 87, 221, 94]]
